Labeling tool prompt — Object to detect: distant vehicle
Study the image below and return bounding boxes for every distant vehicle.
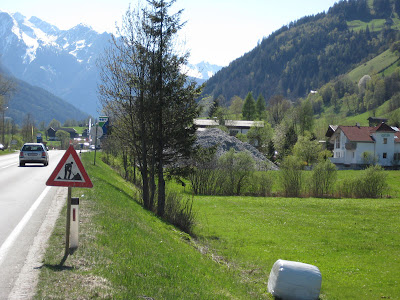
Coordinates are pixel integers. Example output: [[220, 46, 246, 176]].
[[19, 143, 49, 167], [89, 144, 101, 150], [0, 143, 4, 151]]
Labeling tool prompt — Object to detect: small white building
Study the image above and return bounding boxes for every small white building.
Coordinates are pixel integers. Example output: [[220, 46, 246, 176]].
[[194, 119, 264, 135], [328, 122, 400, 167]]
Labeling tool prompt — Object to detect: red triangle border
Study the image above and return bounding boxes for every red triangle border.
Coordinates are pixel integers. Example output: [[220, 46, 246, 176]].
[[46, 145, 93, 188]]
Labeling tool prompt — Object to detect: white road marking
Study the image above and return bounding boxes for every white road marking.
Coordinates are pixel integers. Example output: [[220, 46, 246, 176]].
[[0, 163, 17, 169], [0, 186, 52, 266], [8, 187, 66, 300]]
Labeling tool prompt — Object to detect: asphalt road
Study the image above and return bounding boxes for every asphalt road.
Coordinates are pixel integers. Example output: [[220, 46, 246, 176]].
[[0, 150, 66, 299]]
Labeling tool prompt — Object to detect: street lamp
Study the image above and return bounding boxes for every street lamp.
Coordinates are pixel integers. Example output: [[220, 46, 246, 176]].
[[2, 106, 8, 145]]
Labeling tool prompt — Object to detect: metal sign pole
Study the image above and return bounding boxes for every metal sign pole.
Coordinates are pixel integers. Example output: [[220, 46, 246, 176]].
[[60, 187, 72, 266], [94, 119, 97, 166], [46, 145, 93, 266]]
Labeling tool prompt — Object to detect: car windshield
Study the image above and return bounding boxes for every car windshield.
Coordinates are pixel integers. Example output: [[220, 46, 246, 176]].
[[22, 145, 43, 151]]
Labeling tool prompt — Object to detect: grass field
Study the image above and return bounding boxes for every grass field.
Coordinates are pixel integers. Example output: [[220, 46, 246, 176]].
[[347, 49, 399, 83], [34, 153, 261, 299], [193, 196, 400, 299], [347, 18, 388, 32], [35, 152, 400, 299]]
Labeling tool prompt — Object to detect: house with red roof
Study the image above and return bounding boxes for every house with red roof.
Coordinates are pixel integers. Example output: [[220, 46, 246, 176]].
[[328, 122, 400, 167]]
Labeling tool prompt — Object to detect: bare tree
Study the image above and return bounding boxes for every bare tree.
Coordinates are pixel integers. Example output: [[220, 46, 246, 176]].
[[21, 113, 36, 143], [0, 74, 16, 144]]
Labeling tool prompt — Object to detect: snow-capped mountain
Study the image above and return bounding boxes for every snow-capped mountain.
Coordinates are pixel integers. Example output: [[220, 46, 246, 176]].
[[184, 61, 222, 84], [0, 11, 222, 116], [0, 10, 110, 116]]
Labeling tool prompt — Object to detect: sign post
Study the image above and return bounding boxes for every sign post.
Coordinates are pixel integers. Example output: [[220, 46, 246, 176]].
[[46, 145, 93, 265], [90, 123, 103, 166], [70, 197, 80, 253]]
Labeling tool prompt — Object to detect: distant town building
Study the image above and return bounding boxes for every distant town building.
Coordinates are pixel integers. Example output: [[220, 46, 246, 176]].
[[47, 127, 78, 141], [194, 119, 264, 136]]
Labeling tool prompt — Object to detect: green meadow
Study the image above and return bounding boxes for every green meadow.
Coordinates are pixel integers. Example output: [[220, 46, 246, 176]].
[[35, 152, 400, 299]]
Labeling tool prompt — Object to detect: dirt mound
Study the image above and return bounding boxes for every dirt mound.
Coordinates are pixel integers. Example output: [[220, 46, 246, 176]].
[[195, 128, 278, 170]]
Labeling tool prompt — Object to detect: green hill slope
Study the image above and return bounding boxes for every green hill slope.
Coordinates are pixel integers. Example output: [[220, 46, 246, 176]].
[[202, 0, 400, 106], [311, 47, 400, 138], [348, 49, 400, 82], [5, 75, 88, 125]]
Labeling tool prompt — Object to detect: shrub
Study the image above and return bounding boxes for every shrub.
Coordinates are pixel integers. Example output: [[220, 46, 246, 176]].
[[187, 146, 223, 195], [218, 149, 255, 195], [188, 169, 223, 195], [339, 165, 388, 198], [245, 172, 274, 197], [293, 133, 321, 166], [310, 159, 337, 197], [361, 151, 378, 166], [280, 155, 303, 197], [358, 165, 388, 198], [163, 190, 196, 234]]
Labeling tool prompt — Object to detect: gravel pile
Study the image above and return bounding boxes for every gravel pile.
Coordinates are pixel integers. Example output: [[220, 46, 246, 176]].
[[195, 128, 278, 170]]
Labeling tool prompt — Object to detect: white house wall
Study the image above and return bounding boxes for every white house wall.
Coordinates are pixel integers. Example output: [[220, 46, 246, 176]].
[[372, 132, 395, 166], [395, 142, 400, 153], [354, 142, 375, 164]]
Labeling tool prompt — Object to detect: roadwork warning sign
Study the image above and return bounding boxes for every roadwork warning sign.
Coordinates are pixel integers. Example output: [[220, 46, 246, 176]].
[[46, 145, 93, 188]]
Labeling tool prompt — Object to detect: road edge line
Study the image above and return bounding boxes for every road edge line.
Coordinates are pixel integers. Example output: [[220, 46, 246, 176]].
[[0, 186, 52, 265], [8, 187, 67, 300]]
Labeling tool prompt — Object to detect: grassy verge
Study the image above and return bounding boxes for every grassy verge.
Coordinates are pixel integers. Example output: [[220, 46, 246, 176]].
[[35, 152, 400, 299], [34, 152, 262, 299], [193, 195, 400, 299]]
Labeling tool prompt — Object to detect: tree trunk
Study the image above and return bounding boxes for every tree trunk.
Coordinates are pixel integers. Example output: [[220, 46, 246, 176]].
[[139, 91, 150, 209]]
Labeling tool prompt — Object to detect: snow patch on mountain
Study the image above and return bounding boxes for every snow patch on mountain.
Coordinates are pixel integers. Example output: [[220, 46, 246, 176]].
[[69, 40, 86, 57], [185, 61, 222, 80], [0, 11, 223, 116], [9, 12, 59, 63]]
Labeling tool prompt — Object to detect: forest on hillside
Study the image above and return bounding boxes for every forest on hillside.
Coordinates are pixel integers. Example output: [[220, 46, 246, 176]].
[[202, 0, 400, 105], [198, 0, 400, 165]]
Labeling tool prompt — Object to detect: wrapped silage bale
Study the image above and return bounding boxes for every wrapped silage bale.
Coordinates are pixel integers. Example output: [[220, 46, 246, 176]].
[[267, 259, 322, 300]]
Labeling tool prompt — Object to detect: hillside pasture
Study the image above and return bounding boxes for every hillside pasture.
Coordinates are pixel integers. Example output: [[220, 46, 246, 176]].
[[347, 49, 399, 83]]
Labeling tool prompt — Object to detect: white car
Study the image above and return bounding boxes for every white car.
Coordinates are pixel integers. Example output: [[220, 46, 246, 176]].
[[19, 143, 49, 166]]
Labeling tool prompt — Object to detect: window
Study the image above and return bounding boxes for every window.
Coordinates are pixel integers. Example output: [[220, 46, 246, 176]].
[[335, 136, 340, 149], [383, 138, 387, 144], [383, 153, 387, 159]]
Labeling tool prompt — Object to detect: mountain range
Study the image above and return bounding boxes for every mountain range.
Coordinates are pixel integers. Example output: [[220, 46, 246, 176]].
[[0, 11, 110, 116], [0, 10, 220, 122], [3, 0, 398, 126]]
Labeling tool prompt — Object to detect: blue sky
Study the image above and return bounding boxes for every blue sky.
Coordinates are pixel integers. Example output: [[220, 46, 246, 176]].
[[2, 0, 338, 66]]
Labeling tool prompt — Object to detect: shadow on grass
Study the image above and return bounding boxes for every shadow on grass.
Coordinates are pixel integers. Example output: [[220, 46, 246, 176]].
[[37, 264, 75, 272], [95, 175, 140, 204]]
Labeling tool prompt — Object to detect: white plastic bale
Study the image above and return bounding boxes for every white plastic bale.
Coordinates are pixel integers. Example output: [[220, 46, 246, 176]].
[[267, 259, 322, 300]]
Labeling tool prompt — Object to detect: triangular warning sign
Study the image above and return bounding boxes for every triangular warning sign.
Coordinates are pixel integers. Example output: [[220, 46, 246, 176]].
[[46, 145, 93, 188]]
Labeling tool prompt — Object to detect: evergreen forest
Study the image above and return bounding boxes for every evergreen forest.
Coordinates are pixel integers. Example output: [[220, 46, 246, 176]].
[[202, 0, 400, 105]]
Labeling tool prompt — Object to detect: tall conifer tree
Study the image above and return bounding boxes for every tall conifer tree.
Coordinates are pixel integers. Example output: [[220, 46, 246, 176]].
[[242, 92, 256, 120], [255, 94, 266, 120], [98, 0, 201, 215]]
